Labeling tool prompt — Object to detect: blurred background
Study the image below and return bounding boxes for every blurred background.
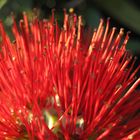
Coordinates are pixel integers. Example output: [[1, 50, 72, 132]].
[[0, 0, 139, 77]]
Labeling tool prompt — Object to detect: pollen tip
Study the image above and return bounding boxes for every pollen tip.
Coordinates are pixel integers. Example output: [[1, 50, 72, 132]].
[[23, 11, 26, 15], [78, 15, 82, 19], [134, 56, 137, 60], [52, 8, 55, 12], [120, 28, 124, 32], [63, 8, 67, 13], [51, 8, 55, 14], [119, 28, 124, 35], [107, 17, 110, 21], [69, 8, 74, 13], [94, 28, 97, 32], [20, 19, 24, 23], [99, 18, 104, 23], [127, 31, 131, 35]]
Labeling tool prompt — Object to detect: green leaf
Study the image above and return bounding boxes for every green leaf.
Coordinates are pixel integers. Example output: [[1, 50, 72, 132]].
[[95, 0, 140, 35], [127, 39, 140, 54], [85, 8, 101, 28], [0, 0, 7, 9]]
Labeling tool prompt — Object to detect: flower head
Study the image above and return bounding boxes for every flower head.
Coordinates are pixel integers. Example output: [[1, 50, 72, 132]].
[[0, 10, 139, 140]]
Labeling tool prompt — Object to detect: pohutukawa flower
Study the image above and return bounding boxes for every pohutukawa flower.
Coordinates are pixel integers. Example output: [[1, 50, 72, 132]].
[[0, 10, 139, 140]]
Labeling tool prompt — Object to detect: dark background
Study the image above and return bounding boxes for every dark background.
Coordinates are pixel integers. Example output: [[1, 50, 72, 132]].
[[0, 0, 139, 78]]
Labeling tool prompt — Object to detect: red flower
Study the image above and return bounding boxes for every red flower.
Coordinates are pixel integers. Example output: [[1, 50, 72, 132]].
[[0, 10, 139, 140]]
